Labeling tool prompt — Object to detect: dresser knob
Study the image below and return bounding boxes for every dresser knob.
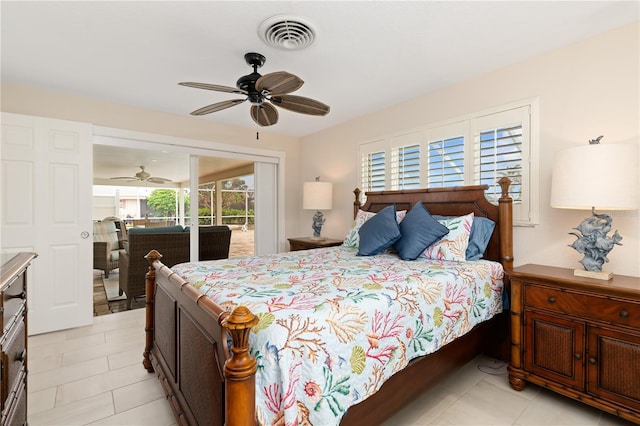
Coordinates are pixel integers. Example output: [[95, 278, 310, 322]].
[[7, 291, 26, 300], [547, 296, 556, 303], [588, 357, 597, 365], [619, 310, 629, 318], [574, 353, 581, 360], [15, 349, 26, 362]]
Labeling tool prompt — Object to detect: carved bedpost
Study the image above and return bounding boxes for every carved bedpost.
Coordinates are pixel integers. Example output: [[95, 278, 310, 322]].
[[353, 188, 361, 219], [143, 250, 162, 373], [498, 177, 514, 272], [222, 306, 259, 426]]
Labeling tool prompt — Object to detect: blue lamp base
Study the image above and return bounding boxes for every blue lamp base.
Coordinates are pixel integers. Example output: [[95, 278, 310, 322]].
[[569, 208, 620, 281], [311, 211, 326, 240]]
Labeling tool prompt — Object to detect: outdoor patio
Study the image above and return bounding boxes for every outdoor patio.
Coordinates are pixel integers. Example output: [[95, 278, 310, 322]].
[[94, 229, 254, 316]]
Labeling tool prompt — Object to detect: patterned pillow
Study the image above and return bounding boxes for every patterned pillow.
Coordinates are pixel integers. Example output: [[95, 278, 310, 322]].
[[433, 215, 495, 261], [343, 209, 407, 248], [421, 213, 474, 262]]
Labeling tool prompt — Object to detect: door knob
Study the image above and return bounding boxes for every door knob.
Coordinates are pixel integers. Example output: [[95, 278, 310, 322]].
[[81, 231, 90, 239]]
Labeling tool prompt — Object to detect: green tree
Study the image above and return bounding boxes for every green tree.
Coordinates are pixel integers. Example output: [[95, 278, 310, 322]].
[[147, 189, 190, 217], [222, 178, 251, 210]]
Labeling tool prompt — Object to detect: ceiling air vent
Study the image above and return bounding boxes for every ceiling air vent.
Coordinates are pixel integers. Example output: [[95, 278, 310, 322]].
[[258, 15, 317, 51]]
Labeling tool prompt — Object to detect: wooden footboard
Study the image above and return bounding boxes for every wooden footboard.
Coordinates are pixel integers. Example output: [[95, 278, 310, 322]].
[[143, 250, 258, 426]]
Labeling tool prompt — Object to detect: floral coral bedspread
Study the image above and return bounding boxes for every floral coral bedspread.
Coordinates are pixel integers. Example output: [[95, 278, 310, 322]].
[[171, 246, 504, 426]]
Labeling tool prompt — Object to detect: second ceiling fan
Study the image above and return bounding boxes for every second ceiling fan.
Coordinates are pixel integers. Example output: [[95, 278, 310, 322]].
[[179, 52, 330, 127]]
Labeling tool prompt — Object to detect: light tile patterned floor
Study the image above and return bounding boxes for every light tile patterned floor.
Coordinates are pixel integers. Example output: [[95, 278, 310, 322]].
[[28, 307, 636, 425]]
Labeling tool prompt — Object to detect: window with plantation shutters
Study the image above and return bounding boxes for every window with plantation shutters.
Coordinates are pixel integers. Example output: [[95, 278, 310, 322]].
[[391, 144, 420, 190], [362, 151, 386, 192], [470, 105, 532, 224], [358, 99, 538, 225], [427, 136, 465, 187], [475, 125, 523, 204], [359, 140, 387, 196]]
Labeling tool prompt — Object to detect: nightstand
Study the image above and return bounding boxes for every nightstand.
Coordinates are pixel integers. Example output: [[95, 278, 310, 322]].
[[288, 237, 343, 251], [507, 264, 640, 423]]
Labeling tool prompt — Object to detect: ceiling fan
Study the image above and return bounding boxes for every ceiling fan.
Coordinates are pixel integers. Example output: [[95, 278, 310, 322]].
[[178, 52, 330, 127], [110, 166, 172, 184]]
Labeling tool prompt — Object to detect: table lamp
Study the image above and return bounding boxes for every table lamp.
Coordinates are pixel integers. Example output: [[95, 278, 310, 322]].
[[303, 177, 333, 240], [550, 136, 639, 280]]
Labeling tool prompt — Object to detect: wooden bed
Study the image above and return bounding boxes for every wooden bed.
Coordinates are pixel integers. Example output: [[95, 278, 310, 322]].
[[142, 178, 514, 426]]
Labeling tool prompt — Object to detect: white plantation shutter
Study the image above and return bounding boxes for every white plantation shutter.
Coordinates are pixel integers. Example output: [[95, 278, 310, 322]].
[[360, 139, 387, 196], [475, 125, 522, 203], [391, 144, 420, 189], [390, 131, 421, 190], [427, 136, 465, 187], [471, 105, 531, 223]]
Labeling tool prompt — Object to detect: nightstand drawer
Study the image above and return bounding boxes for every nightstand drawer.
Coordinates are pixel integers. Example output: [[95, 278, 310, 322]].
[[524, 284, 640, 328]]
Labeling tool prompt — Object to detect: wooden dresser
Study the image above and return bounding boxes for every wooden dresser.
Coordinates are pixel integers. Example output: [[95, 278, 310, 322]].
[[0, 252, 36, 426], [507, 264, 640, 423]]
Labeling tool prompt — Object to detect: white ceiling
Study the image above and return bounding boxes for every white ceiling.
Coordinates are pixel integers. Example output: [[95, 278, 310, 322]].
[[2, 1, 638, 139]]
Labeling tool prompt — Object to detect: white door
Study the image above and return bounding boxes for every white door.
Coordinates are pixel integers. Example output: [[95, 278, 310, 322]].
[[1, 113, 93, 335]]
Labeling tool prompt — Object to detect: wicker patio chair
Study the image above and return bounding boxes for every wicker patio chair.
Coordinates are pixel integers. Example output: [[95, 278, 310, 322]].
[[198, 225, 232, 260], [119, 225, 231, 309], [93, 220, 125, 278], [119, 230, 190, 310]]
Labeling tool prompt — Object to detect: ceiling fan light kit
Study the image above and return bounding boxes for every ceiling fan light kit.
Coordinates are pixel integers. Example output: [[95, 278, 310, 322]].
[[178, 51, 329, 127]]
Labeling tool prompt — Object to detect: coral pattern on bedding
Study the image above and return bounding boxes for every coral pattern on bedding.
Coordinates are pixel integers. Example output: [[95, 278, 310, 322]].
[[172, 246, 504, 426]]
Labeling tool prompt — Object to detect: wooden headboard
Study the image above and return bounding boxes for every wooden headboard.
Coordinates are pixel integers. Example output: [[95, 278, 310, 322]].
[[353, 178, 513, 269]]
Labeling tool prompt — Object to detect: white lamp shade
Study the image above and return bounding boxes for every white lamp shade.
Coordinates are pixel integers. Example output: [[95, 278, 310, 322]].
[[550, 142, 639, 210], [303, 181, 333, 210]]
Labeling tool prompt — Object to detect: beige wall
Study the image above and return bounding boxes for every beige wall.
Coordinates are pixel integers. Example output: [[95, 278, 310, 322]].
[[0, 83, 303, 246], [300, 22, 640, 277]]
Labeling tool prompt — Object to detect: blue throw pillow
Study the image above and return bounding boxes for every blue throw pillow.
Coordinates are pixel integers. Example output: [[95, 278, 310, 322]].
[[434, 215, 495, 260], [358, 205, 401, 256], [394, 202, 450, 260]]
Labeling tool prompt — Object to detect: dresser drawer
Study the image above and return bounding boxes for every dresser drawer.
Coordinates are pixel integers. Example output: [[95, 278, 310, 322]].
[[1, 372, 26, 426], [524, 284, 640, 329], [1, 274, 26, 334], [0, 320, 26, 411]]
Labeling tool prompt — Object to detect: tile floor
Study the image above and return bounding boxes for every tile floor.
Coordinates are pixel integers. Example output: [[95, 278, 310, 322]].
[[28, 308, 636, 425]]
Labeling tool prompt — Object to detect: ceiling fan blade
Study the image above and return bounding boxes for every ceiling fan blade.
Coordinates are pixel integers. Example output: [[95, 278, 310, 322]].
[[256, 72, 304, 94], [191, 99, 246, 116], [250, 103, 279, 127], [147, 177, 172, 184], [110, 177, 139, 181], [178, 82, 247, 94], [270, 95, 330, 116]]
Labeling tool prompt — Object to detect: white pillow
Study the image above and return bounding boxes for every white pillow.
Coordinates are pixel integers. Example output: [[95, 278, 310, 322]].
[[421, 212, 474, 262]]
